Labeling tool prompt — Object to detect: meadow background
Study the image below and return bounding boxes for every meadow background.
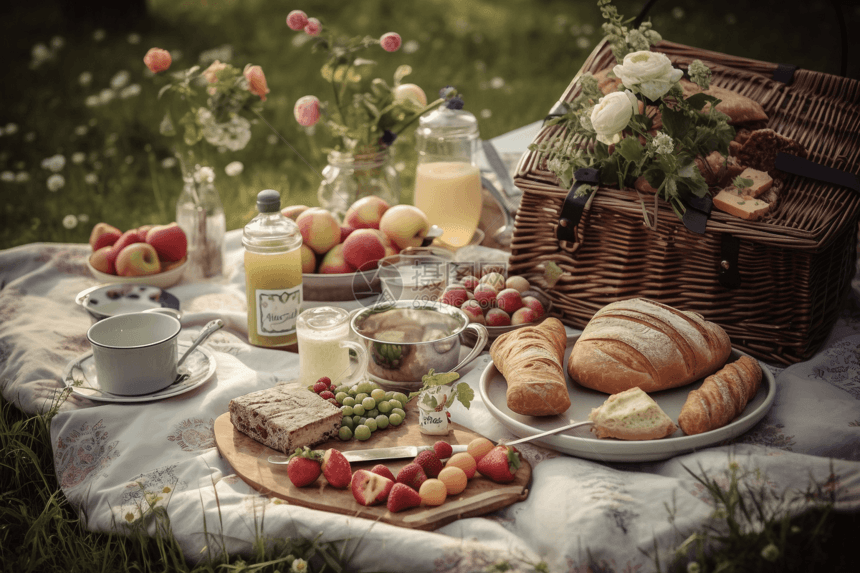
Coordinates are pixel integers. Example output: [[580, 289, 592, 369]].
[[1, 0, 857, 252]]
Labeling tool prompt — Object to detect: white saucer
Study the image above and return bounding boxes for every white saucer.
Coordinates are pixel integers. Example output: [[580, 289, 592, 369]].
[[62, 341, 216, 403]]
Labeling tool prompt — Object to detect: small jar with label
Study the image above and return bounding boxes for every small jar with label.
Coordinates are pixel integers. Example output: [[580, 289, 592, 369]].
[[242, 189, 303, 348]]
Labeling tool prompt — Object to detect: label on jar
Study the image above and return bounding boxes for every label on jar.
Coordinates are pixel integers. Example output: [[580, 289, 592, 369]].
[[417, 384, 452, 435], [255, 286, 302, 337]]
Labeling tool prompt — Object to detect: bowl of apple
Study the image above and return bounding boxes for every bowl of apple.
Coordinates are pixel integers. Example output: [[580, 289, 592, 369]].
[[86, 222, 189, 289], [286, 197, 435, 302]]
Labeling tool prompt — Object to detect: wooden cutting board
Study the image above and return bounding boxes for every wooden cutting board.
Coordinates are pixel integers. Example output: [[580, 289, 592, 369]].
[[214, 407, 531, 531]]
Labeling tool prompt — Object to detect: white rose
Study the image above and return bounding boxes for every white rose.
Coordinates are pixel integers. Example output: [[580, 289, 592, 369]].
[[612, 50, 683, 101], [590, 90, 638, 146]]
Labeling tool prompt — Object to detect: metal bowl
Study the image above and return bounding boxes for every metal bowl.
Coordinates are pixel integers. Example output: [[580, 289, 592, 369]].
[[350, 300, 489, 392]]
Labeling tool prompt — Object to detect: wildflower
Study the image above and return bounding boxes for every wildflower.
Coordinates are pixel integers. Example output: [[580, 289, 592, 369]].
[[85, 95, 101, 107], [294, 95, 321, 127], [47, 174, 65, 191], [93, 29, 106, 41], [50, 36, 65, 50], [110, 70, 130, 90], [688, 59, 712, 91], [4, 123, 18, 135], [290, 558, 308, 573], [78, 214, 89, 223], [144, 47, 172, 73], [41, 154, 66, 172], [613, 50, 683, 101], [15, 172, 30, 183], [590, 90, 638, 145], [480, 109, 492, 119], [625, 29, 651, 52], [267, 134, 279, 145], [74, 125, 88, 137], [79, 71, 93, 86], [490, 77, 505, 89], [127, 33, 141, 44], [98, 89, 115, 104], [760, 543, 779, 562], [392, 83, 427, 106], [0, 171, 14, 182], [672, 7, 685, 19], [380, 32, 402, 52], [439, 86, 457, 99], [286, 10, 308, 31], [161, 157, 177, 169], [30, 43, 51, 68], [225, 161, 244, 176], [62, 214, 78, 229], [120, 84, 141, 98], [403, 40, 420, 54], [649, 132, 674, 155], [193, 165, 215, 184], [243, 64, 269, 101], [199, 111, 252, 151], [203, 60, 228, 84], [71, 152, 86, 164], [304, 17, 322, 36], [576, 37, 591, 49], [85, 173, 98, 185]]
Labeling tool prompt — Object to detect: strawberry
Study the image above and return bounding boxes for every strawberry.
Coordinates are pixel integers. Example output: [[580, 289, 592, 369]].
[[433, 441, 454, 460], [319, 390, 335, 400], [387, 482, 422, 513], [476, 445, 521, 484], [286, 447, 322, 488], [350, 469, 393, 506], [312, 379, 330, 393], [413, 449, 443, 478], [321, 449, 352, 489], [395, 462, 428, 490], [370, 464, 396, 482]]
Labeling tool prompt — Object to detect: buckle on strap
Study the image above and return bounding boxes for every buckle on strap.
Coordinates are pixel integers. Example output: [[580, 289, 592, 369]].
[[557, 168, 600, 242]]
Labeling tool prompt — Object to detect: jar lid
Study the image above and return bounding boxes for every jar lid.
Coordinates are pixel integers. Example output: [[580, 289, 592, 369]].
[[242, 190, 302, 252], [417, 107, 479, 141], [256, 189, 281, 213]]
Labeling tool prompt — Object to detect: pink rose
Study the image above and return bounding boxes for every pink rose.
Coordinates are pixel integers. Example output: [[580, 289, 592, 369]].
[[286, 10, 309, 31], [243, 64, 270, 102], [203, 60, 228, 84], [304, 17, 322, 36], [143, 48, 171, 73], [294, 95, 321, 127], [379, 32, 401, 52]]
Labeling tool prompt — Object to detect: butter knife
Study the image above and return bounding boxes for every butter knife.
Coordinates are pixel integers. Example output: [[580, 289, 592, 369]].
[[268, 444, 469, 465]]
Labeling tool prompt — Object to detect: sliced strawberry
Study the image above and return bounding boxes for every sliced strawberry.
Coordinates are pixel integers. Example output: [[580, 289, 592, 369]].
[[370, 464, 396, 482], [321, 448, 352, 489], [350, 469, 394, 506], [387, 482, 422, 513]]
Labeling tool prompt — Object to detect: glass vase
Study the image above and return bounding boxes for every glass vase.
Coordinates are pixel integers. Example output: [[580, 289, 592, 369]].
[[317, 148, 400, 219], [175, 159, 226, 280]]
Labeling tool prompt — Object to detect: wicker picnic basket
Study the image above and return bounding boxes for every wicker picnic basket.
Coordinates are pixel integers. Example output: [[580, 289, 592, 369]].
[[509, 38, 860, 365]]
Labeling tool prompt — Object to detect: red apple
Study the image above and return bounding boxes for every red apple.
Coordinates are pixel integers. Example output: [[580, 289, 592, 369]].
[[344, 196, 389, 230], [440, 284, 469, 308], [511, 307, 537, 325], [480, 272, 506, 292], [496, 288, 524, 314], [505, 276, 530, 293], [342, 229, 387, 271], [318, 244, 356, 274], [115, 243, 162, 277], [378, 204, 430, 250], [89, 246, 117, 275], [296, 208, 341, 255], [300, 244, 317, 274], [485, 308, 511, 327], [111, 229, 144, 255], [460, 300, 486, 325], [461, 275, 481, 291], [145, 222, 188, 262], [340, 225, 357, 243], [522, 296, 546, 319], [161, 258, 187, 273], [88, 222, 122, 252], [281, 204, 310, 220], [136, 224, 157, 242]]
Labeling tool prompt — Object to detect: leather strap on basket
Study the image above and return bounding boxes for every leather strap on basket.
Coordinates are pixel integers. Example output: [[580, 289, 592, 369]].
[[681, 195, 713, 235], [557, 167, 600, 243], [719, 234, 742, 289], [773, 63, 798, 84], [775, 153, 860, 193]]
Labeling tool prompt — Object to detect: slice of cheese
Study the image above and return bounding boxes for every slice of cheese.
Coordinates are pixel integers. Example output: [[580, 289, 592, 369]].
[[733, 167, 772, 198], [713, 189, 771, 221]]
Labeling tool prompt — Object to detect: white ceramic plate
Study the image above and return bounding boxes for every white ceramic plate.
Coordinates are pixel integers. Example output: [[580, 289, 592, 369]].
[[87, 258, 187, 289], [302, 268, 381, 302], [62, 341, 216, 403], [75, 284, 181, 320], [479, 336, 776, 462]]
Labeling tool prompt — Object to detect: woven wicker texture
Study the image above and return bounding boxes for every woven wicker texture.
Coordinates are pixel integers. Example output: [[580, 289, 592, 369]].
[[511, 40, 860, 365]]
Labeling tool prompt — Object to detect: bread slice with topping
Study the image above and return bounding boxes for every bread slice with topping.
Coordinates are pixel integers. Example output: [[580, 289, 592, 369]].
[[588, 387, 677, 440]]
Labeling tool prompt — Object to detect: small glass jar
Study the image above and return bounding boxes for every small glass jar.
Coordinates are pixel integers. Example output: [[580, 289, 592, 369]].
[[413, 107, 482, 249], [317, 148, 400, 220], [175, 162, 226, 280]]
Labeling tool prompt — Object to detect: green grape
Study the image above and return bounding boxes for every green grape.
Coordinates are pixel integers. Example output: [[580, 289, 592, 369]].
[[375, 415, 389, 430], [392, 407, 406, 419], [354, 393, 369, 403], [384, 391, 395, 401], [354, 425, 371, 441], [341, 405, 354, 417], [358, 417, 368, 426], [341, 416, 354, 430], [338, 426, 353, 441], [377, 400, 392, 414], [364, 418, 378, 432], [361, 397, 376, 410], [352, 415, 362, 426], [388, 399, 403, 410], [352, 404, 366, 416], [335, 385, 350, 394], [388, 412, 403, 426], [393, 392, 409, 406], [342, 396, 356, 407], [370, 388, 386, 401], [366, 408, 379, 418], [335, 392, 348, 404], [357, 381, 374, 394]]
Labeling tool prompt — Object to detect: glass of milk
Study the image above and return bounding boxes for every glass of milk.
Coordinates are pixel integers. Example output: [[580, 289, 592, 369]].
[[378, 253, 450, 303], [297, 306, 368, 387]]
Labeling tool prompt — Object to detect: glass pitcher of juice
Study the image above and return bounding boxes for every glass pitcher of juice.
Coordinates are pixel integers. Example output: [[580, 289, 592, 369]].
[[413, 105, 482, 249], [242, 189, 303, 348]]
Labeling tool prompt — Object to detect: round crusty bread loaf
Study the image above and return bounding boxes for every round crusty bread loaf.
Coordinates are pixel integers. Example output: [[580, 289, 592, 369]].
[[567, 298, 731, 394]]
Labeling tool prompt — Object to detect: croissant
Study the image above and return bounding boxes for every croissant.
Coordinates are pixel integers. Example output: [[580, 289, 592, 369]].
[[489, 317, 570, 416], [677, 355, 762, 435]]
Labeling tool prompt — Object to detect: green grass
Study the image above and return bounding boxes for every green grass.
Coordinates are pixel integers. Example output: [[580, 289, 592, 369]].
[[1, 0, 856, 250]]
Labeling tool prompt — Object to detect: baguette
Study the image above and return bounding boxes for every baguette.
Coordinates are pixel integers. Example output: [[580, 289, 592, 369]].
[[489, 317, 570, 416], [567, 298, 732, 394], [677, 355, 762, 435]]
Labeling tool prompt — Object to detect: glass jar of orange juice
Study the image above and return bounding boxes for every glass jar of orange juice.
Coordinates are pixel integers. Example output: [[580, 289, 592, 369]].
[[242, 189, 303, 348], [413, 105, 482, 249]]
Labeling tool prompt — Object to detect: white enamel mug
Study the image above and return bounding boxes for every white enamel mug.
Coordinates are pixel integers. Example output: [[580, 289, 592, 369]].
[[86, 311, 182, 395]]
